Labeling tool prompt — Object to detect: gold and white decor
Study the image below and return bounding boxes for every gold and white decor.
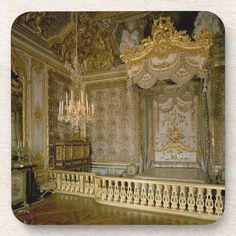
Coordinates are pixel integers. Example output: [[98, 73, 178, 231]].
[[121, 16, 214, 170], [57, 13, 94, 138], [10, 11, 225, 225], [121, 16, 212, 89]]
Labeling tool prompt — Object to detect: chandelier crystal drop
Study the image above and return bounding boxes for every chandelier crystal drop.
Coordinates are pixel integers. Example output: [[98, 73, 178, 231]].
[[57, 12, 94, 138]]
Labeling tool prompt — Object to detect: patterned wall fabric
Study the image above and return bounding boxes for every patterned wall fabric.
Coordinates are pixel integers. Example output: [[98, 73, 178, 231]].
[[213, 67, 225, 166], [48, 70, 80, 164], [88, 81, 140, 163]]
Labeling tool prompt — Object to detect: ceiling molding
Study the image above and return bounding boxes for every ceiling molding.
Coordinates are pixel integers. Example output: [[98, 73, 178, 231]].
[[12, 28, 67, 75], [83, 68, 127, 84]]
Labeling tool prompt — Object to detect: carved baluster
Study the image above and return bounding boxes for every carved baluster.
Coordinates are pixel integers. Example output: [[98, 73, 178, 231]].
[[84, 175, 90, 194], [79, 175, 84, 193], [61, 173, 66, 191], [179, 186, 187, 211], [56, 173, 62, 191], [53, 172, 57, 182], [65, 173, 71, 192], [75, 174, 80, 193], [101, 179, 108, 200], [171, 185, 179, 210], [107, 179, 114, 201], [163, 185, 170, 209], [114, 180, 120, 202], [148, 183, 155, 206], [49, 172, 53, 181], [187, 187, 196, 212], [155, 184, 163, 208], [205, 188, 214, 214], [215, 189, 224, 215], [95, 178, 102, 199], [140, 182, 147, 206], [70, 173, 75, 192], [133, 182, 140, 205], [196, 187, 205, 214], [50, 172, 56, 190], [90, 175, 95, 195], [127, 181, 133, 204], [120, 181, 127, 203]]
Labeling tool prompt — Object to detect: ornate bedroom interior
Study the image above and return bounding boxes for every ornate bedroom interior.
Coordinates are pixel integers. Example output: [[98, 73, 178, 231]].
[[11, 11, 225, 224]]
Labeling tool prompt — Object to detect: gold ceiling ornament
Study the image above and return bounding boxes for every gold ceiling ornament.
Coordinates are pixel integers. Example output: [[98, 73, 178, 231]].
[[52, 12, 114, 73], [57, 13, 94, 139], [121, 17, 213, 89]]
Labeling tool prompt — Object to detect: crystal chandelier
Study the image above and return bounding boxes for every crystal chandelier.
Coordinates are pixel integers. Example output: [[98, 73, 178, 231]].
[[57, 12, 94, 138]]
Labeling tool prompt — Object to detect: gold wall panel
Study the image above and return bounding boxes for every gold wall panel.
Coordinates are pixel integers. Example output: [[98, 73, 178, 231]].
[[56, 146, 63, 161], [73, 146, 83, 159]]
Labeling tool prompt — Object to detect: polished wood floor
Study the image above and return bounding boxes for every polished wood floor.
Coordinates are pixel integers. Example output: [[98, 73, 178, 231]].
[[13, 193, 212, 225]]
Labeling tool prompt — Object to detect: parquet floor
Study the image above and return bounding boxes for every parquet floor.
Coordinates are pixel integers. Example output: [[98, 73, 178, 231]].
[[13, 193, 212, 225]]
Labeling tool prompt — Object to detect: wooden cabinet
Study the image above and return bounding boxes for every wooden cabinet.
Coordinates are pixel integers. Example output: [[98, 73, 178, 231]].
[[54, 141, 91, 171]]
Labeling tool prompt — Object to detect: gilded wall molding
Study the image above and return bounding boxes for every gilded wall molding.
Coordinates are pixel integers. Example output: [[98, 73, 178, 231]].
[[12, 30, 68, 76], [11, 47, 28, 79], [31, 58, 44, 78], [33, 102, 43, 127]]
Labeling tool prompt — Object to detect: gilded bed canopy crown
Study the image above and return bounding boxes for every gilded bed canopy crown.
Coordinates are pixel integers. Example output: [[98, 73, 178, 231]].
[[121, 17, 213, 89]]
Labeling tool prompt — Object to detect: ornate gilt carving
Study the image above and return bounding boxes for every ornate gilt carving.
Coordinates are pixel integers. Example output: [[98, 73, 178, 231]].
[[31, 58, 44, 77], [121, 17, 213, 88], [121, 17, 212, 65], [16, 12, 71, 39], [52, 13, 114, 72], [33, 102, 43, 127], [11, 47, 28, 79]]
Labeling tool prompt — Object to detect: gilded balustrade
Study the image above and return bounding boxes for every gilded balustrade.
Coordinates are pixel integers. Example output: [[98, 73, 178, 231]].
[[46, 170, 225, 221], [48, 170, 95, 198]]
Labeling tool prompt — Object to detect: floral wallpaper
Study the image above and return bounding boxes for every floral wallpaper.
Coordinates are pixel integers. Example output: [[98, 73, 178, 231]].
[[88, 81, 140, 163], [48, 70, 80, 164]]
